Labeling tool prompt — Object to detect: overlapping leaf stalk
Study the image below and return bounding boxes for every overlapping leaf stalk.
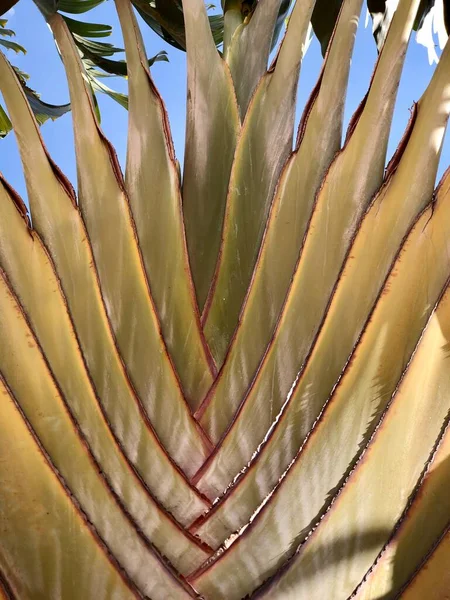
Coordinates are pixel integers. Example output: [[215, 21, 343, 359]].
[[0, 0, 449, 598], [1, 0, 447, 127]]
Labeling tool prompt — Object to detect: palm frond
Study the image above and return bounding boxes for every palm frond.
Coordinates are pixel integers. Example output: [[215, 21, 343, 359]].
[[0, 0, 449, 598]]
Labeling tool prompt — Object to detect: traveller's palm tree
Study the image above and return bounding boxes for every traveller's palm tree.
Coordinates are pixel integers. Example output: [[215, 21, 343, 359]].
[[0, 0, 449, 598]]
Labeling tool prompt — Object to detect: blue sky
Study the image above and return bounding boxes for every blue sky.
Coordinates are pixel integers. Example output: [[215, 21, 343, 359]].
[[1, 0, 449, 203]]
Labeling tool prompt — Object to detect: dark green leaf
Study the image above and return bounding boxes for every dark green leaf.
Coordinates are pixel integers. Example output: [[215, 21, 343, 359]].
[[25, 88, 71, 125], [62, 15, 112, 38], [147, 49, 169, 65], [83, 49, 167, 77], [132, 0, 186, 48], [59, 9, 168, 110], [0, 38, 26, 53], [271, 0, 292, 51], [134, 6, 185, 49], [0, 103, 12, 137], [86, 54, 128, 76], [7, 61, 71, 127], [311, 0, 345, 56], [209, 13, 224, 44], [12, 65, 30, 80], [57, 0, 106, 14], [132, 0, 223, 50], [89, 74, 128, 109], [72, 33, 123, 55]]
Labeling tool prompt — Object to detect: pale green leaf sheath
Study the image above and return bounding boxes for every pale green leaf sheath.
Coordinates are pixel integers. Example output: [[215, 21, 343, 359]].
[[0, 53, 211, 519], [182, 0, 240, 313], [353, 398, 450, 599], [48, 15, 212, 464], [0, 177, 212, 576], [191, 23, 450, 545], [252, 278, 450, 600], [224, 0, 284, 118], [202, 0, 316, 365], [189, 167, 450, 599], [1, 0, 450, 596], [0, 378, 139, 600], [115, 0, 216, 408], [0, 274, 194, 599], [195, 0, 423, 490], [195, 0, 363, 441]]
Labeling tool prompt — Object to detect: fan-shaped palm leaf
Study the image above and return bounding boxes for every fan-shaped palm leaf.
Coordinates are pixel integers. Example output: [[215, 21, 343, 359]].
[[0, 0, 449, 598]]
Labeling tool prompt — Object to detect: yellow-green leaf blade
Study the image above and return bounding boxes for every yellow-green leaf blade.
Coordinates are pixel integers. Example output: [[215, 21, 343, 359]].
[[196, 0, 363, 442], [116, 0, 216, 407], [0, 274, 192, 599], [49, 15, 212, 465], [0, 50, 210, 505], [0, 179, 212, 576], [182, 0, 240, 313], [193, 35, 450, 537], [225, 0, 283, 117], [202, 0, 316, 366], [354, 419, 450, 599], [0, 378, 138, 600], [253, 282, 450, 599], [196, 0, 423, 492], [400, 528, 450, 600], [191, 186, 450, 597]]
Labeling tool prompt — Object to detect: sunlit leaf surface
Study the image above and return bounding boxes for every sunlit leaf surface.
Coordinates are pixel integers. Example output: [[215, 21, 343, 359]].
[[0, 0, 449, 598]]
